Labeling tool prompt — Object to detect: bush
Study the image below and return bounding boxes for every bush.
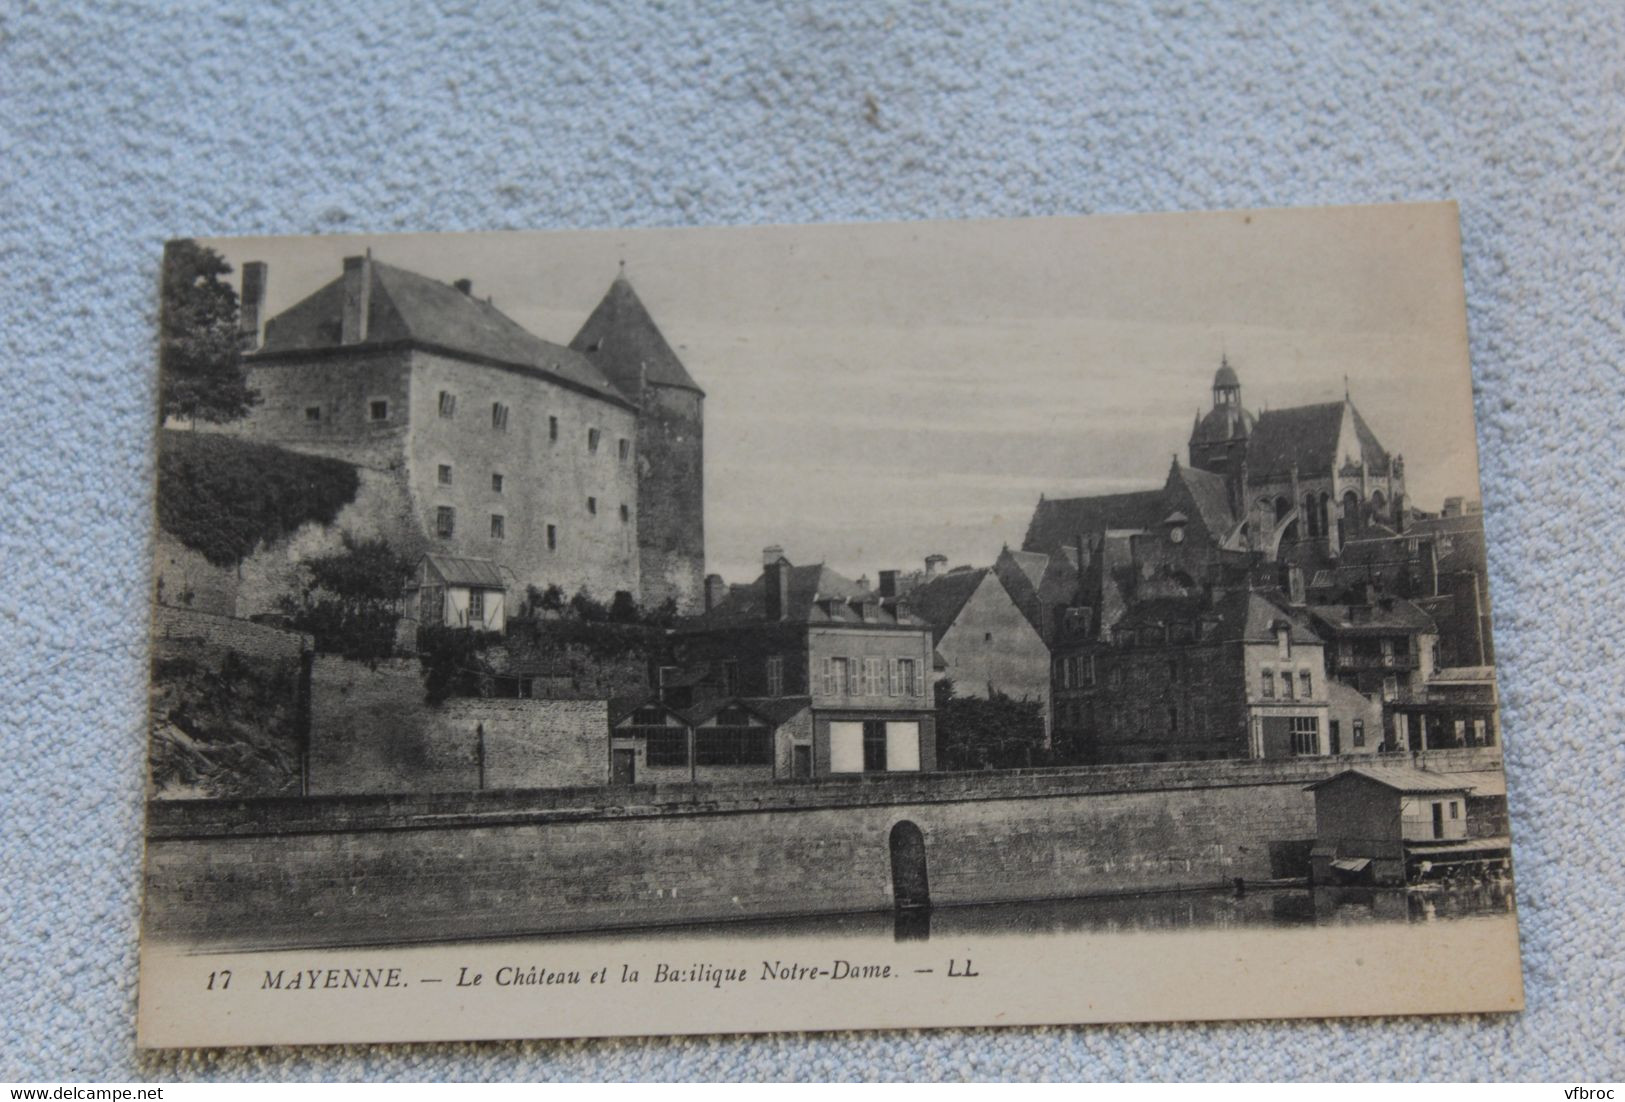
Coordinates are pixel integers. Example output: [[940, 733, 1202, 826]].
[[417, 625, 502, 704], [934, 678, 1048, 771], [280, 535, 414, 660]]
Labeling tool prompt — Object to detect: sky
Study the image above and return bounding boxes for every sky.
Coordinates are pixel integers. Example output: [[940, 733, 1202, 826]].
[[204, 203, 1483, 586]]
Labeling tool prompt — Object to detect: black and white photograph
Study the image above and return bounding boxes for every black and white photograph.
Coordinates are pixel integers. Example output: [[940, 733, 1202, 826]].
[[136, 203, 1522, 1048]]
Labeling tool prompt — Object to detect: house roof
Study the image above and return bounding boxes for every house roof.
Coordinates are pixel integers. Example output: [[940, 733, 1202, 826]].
[[255, 260, 633, 407], [1305, 766, 1474, 795], [1022, 488, 1164, 556], [1110, 589, 1320, 646], [570, 273, 704, 399], [1003, 550, 1048, 591], [689, 562, 928, 630], [1306, 598, 1437, 636], [683, 694, 811, 727], [421, 553, 507, 589], [903, 568, 990, 643], [608, 693, 677, 727]]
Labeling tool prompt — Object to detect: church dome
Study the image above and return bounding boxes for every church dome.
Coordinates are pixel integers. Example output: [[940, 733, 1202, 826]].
[[1214, 360, 1240, 389], [1192, 403, 1255, 445]]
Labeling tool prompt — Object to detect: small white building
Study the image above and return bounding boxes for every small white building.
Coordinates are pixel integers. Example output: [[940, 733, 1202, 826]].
[[414, 553, 509, 632]]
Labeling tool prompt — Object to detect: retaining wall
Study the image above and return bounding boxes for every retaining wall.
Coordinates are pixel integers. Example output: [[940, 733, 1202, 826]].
[[143, 749, 1503, 949]]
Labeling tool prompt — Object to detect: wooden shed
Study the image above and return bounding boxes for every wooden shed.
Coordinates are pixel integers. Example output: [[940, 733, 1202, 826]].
[[1305, 766, 1480, 885]]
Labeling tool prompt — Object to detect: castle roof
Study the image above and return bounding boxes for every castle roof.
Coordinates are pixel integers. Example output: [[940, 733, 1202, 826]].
[[254, 260, 633, 408], [570, 273, 704, 399]]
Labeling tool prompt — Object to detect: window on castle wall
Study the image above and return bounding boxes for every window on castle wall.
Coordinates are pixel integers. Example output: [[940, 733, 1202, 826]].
[[370, 400, 388, 421], [438, 464, 452, 485], [1299, 669, 1312, 698], [435, 507, 455, 538], [1281, 672, 1295, 701], [492, 473, 503, 493], [1261, 668, 1275, 698], [546, 524, 557, 551], [588, 428, 601, 453], [492, 402, 509, 431], [490, 514, 504, 540], [619, 504, 629, 524], [549, 415, 558, 441], [618, 438, 630, 461], [1353, 719, 1366, 747], [1168, 705, 1179, 733], [587, 497, 598, 515], [439, 391, 456, 418], [305, 406, 321, 422]]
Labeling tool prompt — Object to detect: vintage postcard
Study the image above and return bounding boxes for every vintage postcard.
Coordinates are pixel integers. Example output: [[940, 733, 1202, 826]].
[[137, 204, 1521, 1048]]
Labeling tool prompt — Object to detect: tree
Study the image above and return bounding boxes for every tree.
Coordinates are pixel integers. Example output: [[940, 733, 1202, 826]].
[[608, 590, 641, 624], [280, 535, 414, 660], [159, 238, 260, 425], [934, 678, 1048, 771]]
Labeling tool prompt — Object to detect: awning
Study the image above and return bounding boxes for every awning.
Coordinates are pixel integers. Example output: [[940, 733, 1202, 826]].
[[1330, 858, 1372, 873]]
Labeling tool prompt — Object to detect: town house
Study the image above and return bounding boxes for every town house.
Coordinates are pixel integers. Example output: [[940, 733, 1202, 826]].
[[674, 548, 937, 777]]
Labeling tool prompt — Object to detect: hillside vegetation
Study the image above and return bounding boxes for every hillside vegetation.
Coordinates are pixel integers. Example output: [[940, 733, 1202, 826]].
[[156, 429, 359, 567]]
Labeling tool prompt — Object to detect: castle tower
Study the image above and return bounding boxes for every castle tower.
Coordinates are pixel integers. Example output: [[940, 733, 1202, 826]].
[[571, 271, 706, 613]]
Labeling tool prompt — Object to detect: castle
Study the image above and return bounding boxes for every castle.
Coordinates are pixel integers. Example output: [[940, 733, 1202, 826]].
[[226, 253, 705, 613]]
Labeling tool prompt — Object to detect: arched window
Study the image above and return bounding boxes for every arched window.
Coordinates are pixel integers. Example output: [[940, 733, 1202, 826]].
[[1303, 493, 1319, 538], [1319, 492, 1332, 536], [1370, 490, 1387, 524], [1343, 490, 1361, 537]]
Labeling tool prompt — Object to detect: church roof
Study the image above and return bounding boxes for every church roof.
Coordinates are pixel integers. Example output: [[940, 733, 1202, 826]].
[[570, 273, 704, 399], [1214, 360, 1240, 388], [255, 260, 632, 407], [1168, 463, 1238, 540], [1022, 489, 1165, 556], [1245, 400, 1390, 480]]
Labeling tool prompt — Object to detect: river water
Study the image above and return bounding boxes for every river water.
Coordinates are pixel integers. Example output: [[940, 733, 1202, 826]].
[[466, 880, 1518, 948]]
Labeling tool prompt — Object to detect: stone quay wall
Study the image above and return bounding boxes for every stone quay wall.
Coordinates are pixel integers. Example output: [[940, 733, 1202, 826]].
[[143, 748, 1503, 949]]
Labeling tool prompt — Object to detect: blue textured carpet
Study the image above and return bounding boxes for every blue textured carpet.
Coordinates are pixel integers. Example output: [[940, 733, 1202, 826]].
[[2, 0, 1621, 1082]]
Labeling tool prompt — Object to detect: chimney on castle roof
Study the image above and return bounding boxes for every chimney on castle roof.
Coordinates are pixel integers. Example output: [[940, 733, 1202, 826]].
[[924, 554, 947, 579], [238, 261, 267, 352], [453, 278, 473, 295], [341, 252, 372, 345]]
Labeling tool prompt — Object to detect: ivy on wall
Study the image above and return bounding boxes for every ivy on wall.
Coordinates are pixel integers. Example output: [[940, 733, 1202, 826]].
[[156, 429, 360, 567]]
